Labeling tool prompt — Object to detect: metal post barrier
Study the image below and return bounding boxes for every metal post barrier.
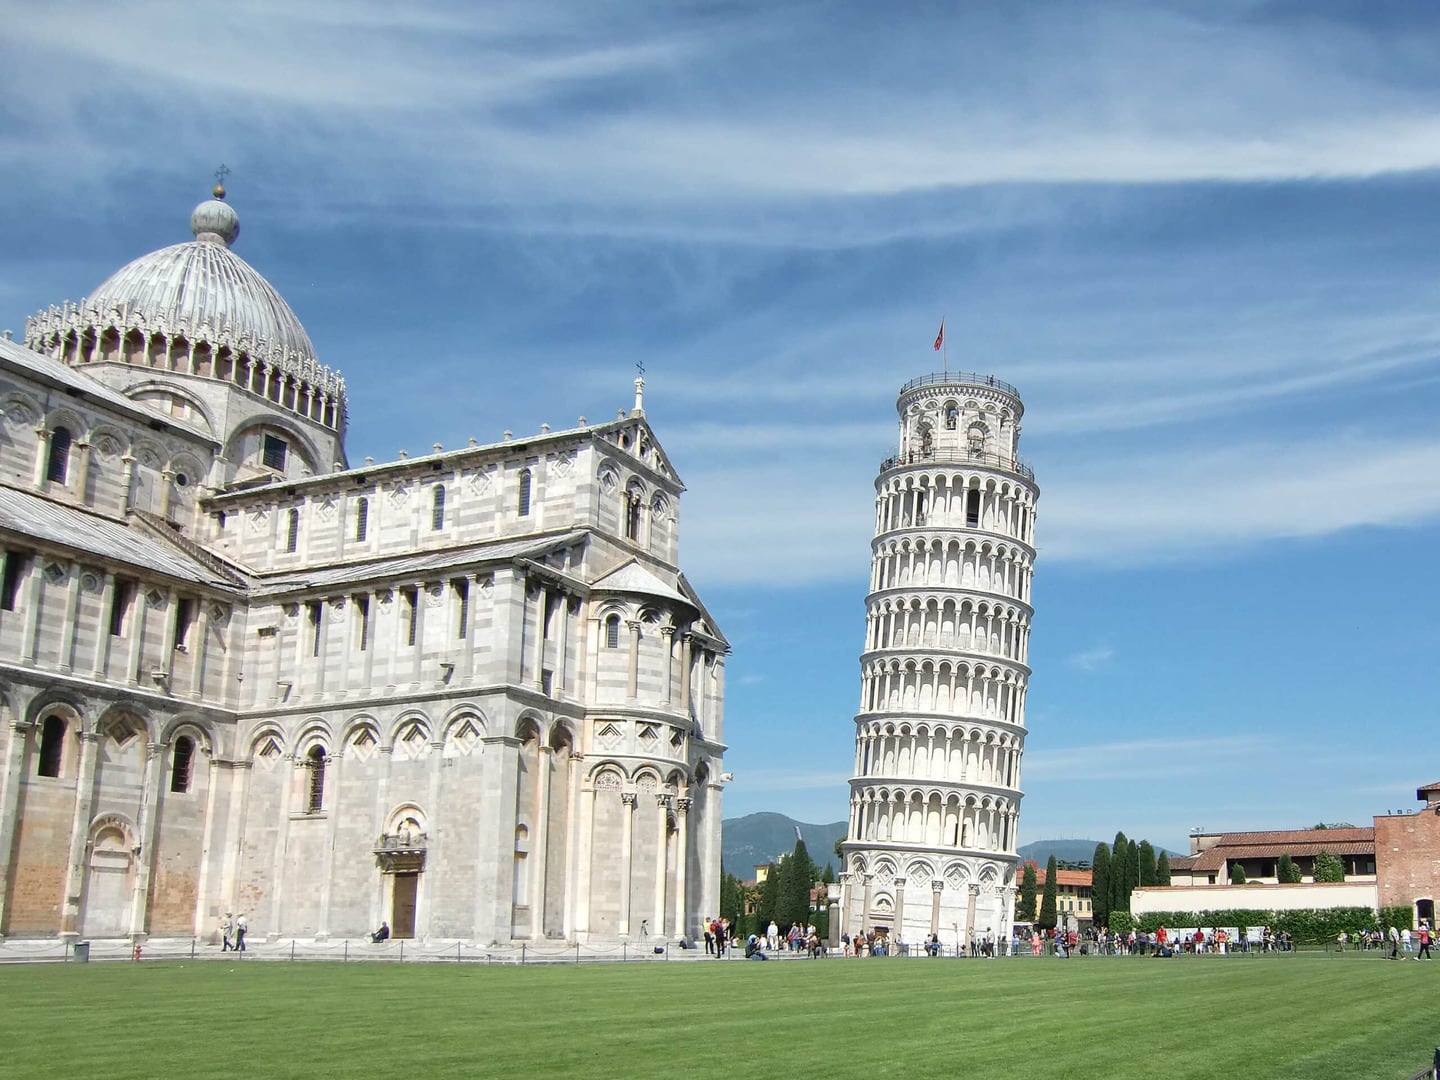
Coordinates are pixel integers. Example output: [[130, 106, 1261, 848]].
[[399, 939, 404, 962], [521, 944, 526, 965], [457, 941, 461, 963], [344, 940, 349, 962], [191, 937, 196, 960], [290, 939, 296, 961], [575, 943, 581, 964]]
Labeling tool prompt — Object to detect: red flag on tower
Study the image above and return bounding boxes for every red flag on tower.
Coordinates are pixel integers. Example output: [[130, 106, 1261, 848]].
[[933, 319, 945, 351]]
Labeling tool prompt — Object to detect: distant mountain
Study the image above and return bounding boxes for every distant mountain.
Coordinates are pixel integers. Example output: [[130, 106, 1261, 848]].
[[723, 813, 847, 877], [1017, 839, 1105, 866]]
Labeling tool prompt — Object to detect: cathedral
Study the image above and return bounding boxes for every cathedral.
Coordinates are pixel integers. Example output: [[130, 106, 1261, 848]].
[[0, 188, 728, 945]]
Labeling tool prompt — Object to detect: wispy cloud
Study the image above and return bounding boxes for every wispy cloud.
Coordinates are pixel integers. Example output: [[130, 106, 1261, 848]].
[[1065, 646, 1115, 671], [1023, 735, 1276, 782]]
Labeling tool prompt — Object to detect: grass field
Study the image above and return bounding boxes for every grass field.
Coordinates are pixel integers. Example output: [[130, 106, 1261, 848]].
[[3, 954, 1438, 1078]]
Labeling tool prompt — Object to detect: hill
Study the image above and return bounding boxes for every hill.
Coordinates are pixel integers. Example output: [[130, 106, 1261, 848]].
[[1017, 838, 1105, 866], [722, 813, 847, 876]]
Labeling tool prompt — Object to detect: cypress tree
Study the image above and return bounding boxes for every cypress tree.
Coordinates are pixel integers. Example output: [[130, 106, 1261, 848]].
[[1091, 843, 1111, 927], [777, 840, 818, 927], [1138, 840, 1157, 887], [1037, 856, 1059, 930], [1277, 853, 1300, 884], [1126, 840, 1139, 909], [1111, 832, 1130, 913], [756, 863, 781, 927], [1156, 850, 1171, 886], [1019, 861, 1038, 922]]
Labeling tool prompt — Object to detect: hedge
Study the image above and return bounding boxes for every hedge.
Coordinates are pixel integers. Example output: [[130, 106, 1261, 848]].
[[1128, 907, 1419, 944]]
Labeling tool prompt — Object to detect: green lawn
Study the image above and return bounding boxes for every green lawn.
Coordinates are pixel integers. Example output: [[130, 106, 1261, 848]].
[[3, 954, 1438, 1078]]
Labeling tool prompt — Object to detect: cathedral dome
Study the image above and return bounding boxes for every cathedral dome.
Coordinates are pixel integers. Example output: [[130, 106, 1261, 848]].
[[79, 194, 317, 365]]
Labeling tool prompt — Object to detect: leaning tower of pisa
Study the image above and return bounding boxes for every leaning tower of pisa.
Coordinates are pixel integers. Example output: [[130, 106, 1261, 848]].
[[839, 372, 1038, 951]]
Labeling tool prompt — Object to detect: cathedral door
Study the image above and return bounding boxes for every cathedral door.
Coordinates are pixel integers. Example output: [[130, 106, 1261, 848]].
[[82, 833, 133, 937], [392, 873, 418, 939]]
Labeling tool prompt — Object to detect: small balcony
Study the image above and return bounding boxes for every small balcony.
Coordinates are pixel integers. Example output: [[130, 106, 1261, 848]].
[[881, 445, 1035, 480]]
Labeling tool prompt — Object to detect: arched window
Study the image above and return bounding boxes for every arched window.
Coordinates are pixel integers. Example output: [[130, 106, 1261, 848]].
[[605, 614, 621, 649], [286, 508, 300, 553], [306, 746, 327, 812], [517, 469, 532, 516], [945, 406, 959, 431], [431, 484, 446, 531], [46, 426, 72, 484], [37, 716, 65, 777], [354, 497, 368, 542], [170, 735, 195, 793], [624, 486, 643, 541], [965, 490, 980, 528]]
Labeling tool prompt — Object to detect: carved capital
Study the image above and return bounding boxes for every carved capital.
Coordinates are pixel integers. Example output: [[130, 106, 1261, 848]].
[[932, 879, 945, 894], [675, 797, 691, 814], [656, 794, 673, 809], [620, 791, 637, 807]]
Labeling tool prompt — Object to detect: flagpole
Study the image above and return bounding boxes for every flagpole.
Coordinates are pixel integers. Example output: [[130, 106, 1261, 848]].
[[943, 314, 948, 375]]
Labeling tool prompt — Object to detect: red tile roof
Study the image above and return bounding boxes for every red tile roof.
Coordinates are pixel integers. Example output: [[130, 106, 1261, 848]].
[[1186, 828, 1374, 872]]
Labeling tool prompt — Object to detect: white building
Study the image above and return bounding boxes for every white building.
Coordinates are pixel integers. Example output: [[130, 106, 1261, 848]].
[[0, 189, 727, 945], [839, 372, 1037, 948]]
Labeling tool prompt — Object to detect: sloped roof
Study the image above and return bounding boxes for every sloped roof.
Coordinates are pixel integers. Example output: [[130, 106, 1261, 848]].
[[253, 531, 585, 596], [590, 558, 691, 605], [0, 335, 208, 441], [1031, 868, 1092, 888], [0, 486, 238, 588], [1187, 828, 1375, 872]]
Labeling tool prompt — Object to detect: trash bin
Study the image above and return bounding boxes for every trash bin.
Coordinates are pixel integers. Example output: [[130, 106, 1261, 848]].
[[73, 941, 90, 963]]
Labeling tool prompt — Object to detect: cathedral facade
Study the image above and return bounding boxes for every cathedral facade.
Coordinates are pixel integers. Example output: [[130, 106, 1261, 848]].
[[0, 190, 727, 944], [839, 373, 1036, 948]]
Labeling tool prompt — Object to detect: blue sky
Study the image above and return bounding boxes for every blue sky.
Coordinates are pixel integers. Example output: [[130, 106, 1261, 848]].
[[3, 1, 1439, 853]]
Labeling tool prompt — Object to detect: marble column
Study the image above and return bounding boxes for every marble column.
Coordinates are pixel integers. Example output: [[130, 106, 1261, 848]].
[[618, 791, 636, 935], [672, 797, 689, 939], [0, 719, 31, 936], [653, 794, 670, 936], [60, 730, 100, 937], [930, 879, 943, 937]]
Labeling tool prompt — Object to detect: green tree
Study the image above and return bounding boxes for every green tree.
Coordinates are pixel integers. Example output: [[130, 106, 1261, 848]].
[[1313, 850, 1345, 883], [1091, 843, 1111, 928], [1018, 862, 1038, 923], [1111, 832, 1130, 913], [1037, 856, 1059, 930], [1156, 850, 1171, 886], [754, 863, 781, 927], [719, 869, 743, 925], [1229, 863, 1247, 885], [1277, 854, 1302, 884], [821, 863, 836, 885], [1137, 840, 1157, 887], [777, 840, 818, 928]]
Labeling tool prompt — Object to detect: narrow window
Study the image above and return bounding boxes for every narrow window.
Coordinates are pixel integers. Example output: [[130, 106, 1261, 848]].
[[517, 469, 532, 516], [46, 427, 72, 484], [945, 406, 958, 430], [170, 736, 195, 793], [966, 490, 980, 528], [453, 577, 470, 639], [354, 497, 368, 542], [307, 601, 322, 657], [605, 614, 620, 649], [109, 577, 134, 636], [1, 552, 31, 611], [173, 596, 194, 649], [355, 594, 370, 652], [286, 508, 300, 553], [432, 484, 446, 531], [37, 716, 65, 777], [402, 586, 418, 646], [306, 746, 327, 812], [262, 434, 288, 471]]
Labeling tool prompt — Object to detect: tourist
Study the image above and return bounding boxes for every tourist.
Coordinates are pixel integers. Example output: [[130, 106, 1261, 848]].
[[371, 921, 390, 943], [234, 912, 248, 952], [1403, 927, 1413, 953], [1389, 924, 1402, 960], [767, 919, 779, 951], [220, 912, 234, 952], [1416, 923, 1432, 960]]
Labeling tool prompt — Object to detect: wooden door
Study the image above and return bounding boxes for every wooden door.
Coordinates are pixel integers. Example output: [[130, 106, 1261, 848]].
[[392, 873, 418, 939]]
